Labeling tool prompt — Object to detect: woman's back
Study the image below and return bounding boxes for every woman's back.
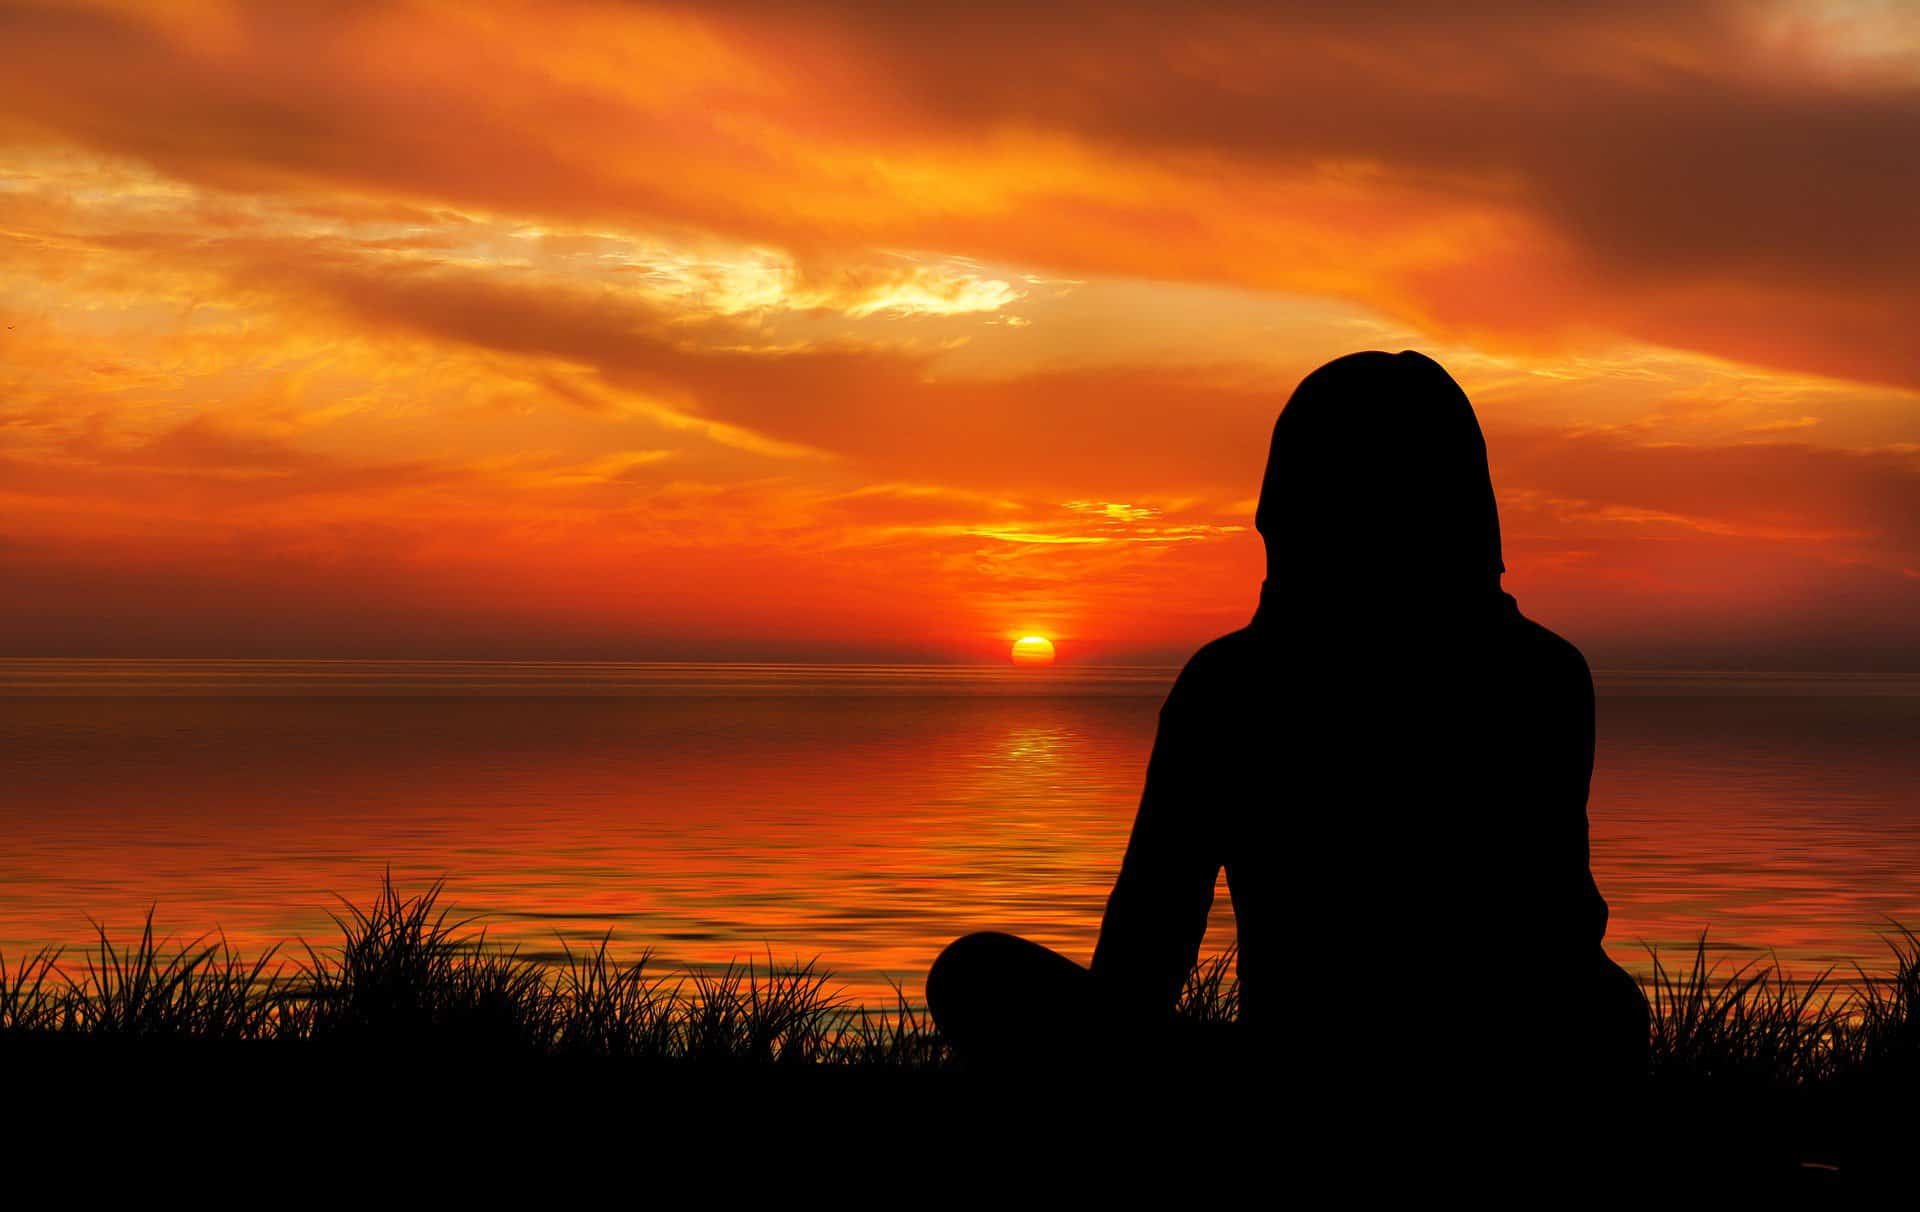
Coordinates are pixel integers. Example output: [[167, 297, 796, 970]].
[[1166, 602, 1606, 1036]]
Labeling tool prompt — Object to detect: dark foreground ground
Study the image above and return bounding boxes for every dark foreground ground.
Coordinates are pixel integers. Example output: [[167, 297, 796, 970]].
[[4, 879, 1914, 1191], [3, 1036, 1908, 1195]]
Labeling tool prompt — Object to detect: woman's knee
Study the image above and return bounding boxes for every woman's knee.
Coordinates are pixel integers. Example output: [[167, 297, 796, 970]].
[[926, 932, 1022, 1024]]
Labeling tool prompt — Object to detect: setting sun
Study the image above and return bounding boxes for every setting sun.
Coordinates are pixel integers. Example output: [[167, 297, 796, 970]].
[[1010, 636, 1056, 666]]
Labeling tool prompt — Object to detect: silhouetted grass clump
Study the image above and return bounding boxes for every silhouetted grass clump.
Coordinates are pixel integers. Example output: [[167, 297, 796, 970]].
[[1835, 925, 1920, 1084], [1177, 947, 1241, 1026], [300, 877, 550, 1050], [0, 945, 64, 1034], [548, 935, 679, 1059], [1, 915, 291, 1040], [1644, 927, 1920, 1088], [0, 875, 946, 1066], [4, 875, 1919, 1087]]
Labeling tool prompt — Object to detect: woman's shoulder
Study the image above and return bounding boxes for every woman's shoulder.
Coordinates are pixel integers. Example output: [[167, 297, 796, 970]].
[[1501, 610, 1594, 695], [1179, 627, 1262, 681], [1159, 628, 1265, 716]]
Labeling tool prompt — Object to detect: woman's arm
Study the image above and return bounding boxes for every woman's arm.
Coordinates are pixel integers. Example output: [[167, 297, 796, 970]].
[[1091, 658, 1224, 1017], [1559, 644, 1610, 949]]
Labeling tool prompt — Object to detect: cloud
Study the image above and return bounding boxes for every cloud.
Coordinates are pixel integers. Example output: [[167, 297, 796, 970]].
[[1485, 426, 1920, 665], [0, 3, 1915, 666], [0, 2, 1915, 385], [19, 213, 1272, 492]]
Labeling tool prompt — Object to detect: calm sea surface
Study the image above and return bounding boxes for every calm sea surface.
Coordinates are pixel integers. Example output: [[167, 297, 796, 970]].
[[3, 659, 1918, 1003]]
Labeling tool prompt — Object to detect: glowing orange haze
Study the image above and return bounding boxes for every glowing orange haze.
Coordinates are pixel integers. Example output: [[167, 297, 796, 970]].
[[1, 1, 1917, 668]]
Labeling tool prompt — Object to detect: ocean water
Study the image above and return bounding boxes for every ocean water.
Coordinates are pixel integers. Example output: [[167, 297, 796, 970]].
[[2, 659, 1917, 1003]]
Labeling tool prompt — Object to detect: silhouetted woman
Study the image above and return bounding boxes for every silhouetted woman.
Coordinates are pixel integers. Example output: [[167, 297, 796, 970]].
[[927, 350, 1647, 1090]]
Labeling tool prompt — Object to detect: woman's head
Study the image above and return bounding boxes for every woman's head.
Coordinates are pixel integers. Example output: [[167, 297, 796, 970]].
[[1256, 351, 1504, 600]]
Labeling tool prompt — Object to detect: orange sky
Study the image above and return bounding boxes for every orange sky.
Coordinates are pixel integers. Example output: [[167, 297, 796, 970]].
[[2, 0, 1917, 667]]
